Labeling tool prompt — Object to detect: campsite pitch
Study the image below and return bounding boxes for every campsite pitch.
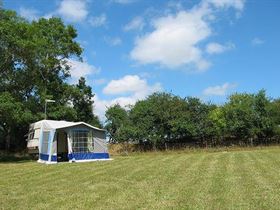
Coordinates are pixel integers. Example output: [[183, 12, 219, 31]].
[[1, 147, 280, 210]]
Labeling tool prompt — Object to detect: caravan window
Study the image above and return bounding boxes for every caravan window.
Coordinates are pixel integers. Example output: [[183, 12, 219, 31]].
[[72, 130, 94, 153], [28, 130, 35, 140], [27, 128, 40, 141]]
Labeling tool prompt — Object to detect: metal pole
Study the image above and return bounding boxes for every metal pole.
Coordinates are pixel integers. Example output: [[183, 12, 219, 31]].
[[44, 101, 47, 119]]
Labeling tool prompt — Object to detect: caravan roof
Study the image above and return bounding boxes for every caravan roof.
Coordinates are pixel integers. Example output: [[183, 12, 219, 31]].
[[33, 120, 105, 131]]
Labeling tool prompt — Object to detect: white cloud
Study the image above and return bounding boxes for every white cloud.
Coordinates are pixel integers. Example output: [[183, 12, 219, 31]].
[[251, 37, 265, 46], [124, 16, 145, 31], [206, 42, 235, 54], [130, 6, 212, 71], [93, 95, 110, 121], [19, 7, 39, 21], [89, 14, 107, 27], [203, 82, 237, 96], [94, 95, 141, 122], [94, 75, 162, 121], [103, 75, 160, 95], [206, 0, 245, 11], [130, 1, 245, 71], [104, 37, 122, 46], [57, 0, 88, 22], [67, 59, 100, 81]]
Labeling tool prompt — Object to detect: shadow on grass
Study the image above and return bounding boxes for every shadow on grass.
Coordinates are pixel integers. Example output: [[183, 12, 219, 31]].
[[0, 153, 34, 164]]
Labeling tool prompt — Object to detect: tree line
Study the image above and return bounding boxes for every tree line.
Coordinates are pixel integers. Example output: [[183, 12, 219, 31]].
[[105, 91, 280, 150], [0, 9, 100, 151]]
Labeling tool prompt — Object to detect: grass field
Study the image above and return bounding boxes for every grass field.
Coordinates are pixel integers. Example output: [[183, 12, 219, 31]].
[[1, 147, 280, 210]]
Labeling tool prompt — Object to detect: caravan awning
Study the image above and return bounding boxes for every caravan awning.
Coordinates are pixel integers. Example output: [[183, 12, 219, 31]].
[[36, 120, 105, 131]]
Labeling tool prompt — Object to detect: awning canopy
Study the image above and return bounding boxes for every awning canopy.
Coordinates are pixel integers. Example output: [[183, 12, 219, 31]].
[[35, 120, 105, 131]]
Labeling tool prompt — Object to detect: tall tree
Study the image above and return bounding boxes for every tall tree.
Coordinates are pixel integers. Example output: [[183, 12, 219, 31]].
[[72, 77, 101, 127], [0, 8, 94, 150]]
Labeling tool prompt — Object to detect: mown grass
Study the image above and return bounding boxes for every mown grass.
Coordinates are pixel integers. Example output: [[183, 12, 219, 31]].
[[1, 147, 280, 210]]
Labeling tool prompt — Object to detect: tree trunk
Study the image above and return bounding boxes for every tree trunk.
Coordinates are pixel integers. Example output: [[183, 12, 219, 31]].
[[165, 142, 168, 151], [5, 128, 11, 151], [250, 138, 253, 146], [153, 142, 157, 151]]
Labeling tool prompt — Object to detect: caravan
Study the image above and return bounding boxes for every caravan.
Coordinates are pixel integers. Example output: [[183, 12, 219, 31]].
[[27, 120, 110, 164]]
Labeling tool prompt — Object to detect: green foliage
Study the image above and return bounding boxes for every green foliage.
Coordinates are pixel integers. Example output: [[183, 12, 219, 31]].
[[72, 77, 101, 127], [0, 92, 34, 150], [130, 93, 174, 146], [0, 9, 101, 151], [223, 93, 257, 140], [207, 107, 227, 143], [223, 90, 274, 144], [105, 91, 280, 149], [105, 104, 131, 143], [106, 93, 214, 147], [128, 93, 213, 147], [0, 92, 33, 125], [0, 10, 82, 99]]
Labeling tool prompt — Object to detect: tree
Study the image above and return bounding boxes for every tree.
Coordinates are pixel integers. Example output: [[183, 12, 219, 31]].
[[0, 92, 33, 150], [72, 77, 101, 127], [104, 90, 280, 150], [223, 90, 275, 145], [167, 96, 214, 146], [0, 10, 82, 100], [207, 107, 227, 145], [253, 90, 274, 142], [0, 8, 103, 151], [106, 93, 215, 149], [129, 93, 212, 149], [105, 104, 131, 143], [130, 93, 173, 149], [270, 99, 280, 126], [223, 93, 256, 144]]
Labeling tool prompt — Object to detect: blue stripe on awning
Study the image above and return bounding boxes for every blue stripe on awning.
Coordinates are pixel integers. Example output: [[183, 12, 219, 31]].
[[39, 153, 57, 161], [69, 153, 109, 160]]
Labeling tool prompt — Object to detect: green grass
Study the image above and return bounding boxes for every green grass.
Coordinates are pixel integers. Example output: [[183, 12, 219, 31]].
[[1, 147, 280, 210]]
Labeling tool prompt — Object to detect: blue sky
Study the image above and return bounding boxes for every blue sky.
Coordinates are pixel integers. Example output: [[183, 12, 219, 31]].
[[3, 0, 280, 120]]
